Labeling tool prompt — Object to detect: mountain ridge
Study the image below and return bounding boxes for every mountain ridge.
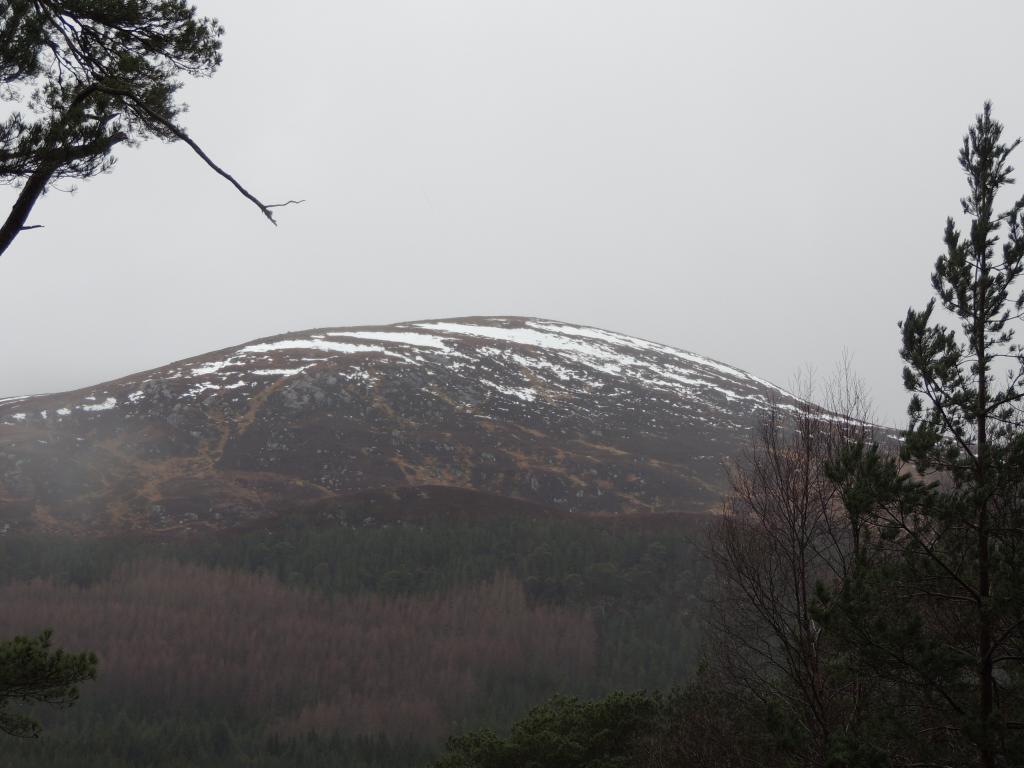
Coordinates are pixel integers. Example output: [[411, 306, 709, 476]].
[[0, 316, 805, 534], [2, 316, 785, 401]]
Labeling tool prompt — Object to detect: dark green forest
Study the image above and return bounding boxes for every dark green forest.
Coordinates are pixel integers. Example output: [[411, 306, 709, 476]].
[[0, 507, 711, 767]]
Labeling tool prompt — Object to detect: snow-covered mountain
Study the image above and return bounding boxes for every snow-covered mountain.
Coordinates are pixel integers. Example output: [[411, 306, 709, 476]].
[[0, 317, 805, 533]]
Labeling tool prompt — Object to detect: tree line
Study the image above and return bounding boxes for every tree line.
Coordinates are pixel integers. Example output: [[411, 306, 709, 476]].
[[0, 561, 595, 742], [0, 508, 711, 766]]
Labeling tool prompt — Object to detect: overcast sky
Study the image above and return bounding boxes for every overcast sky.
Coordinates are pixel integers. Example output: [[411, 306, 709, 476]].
[[2, 1, 1023, 425]]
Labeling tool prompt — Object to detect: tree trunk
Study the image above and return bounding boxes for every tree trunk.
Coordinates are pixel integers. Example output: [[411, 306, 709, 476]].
[[0, 161, 57, 259], [975, 252, 993, 768]]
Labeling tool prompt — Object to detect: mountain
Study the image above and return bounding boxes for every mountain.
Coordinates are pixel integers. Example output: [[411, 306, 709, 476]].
[[0, 317, 804, 534]]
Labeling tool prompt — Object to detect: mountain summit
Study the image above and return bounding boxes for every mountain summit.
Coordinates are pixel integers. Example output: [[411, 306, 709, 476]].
[[0, 317, 802, 533]]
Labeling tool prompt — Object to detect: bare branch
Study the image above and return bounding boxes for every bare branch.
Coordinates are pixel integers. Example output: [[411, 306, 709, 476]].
[[121, 93, 283, 224]]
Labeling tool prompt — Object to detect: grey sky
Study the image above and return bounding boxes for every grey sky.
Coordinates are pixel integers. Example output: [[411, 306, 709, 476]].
[[2, 0, 1022, 426]]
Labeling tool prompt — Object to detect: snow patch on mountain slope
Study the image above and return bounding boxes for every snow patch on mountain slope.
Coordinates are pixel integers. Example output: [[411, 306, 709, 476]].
[[242, 340, 386, 356], [82, 397, 117, 412], [252, 366, 316, 377], [527, 320, 788, 394], [414, 320, 783, 407], [327, 331, 451, 349], [416, 322, 628, 375], [481, 380, 538, 402]]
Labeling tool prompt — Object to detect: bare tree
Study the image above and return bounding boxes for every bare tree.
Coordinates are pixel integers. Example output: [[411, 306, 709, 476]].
[[704, 369, 879, 767]]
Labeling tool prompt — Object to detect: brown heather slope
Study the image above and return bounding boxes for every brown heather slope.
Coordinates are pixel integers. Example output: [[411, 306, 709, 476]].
[[0, 317, 805, 534]]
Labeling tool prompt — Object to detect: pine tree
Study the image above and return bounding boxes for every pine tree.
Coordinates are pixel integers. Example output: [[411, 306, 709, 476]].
[[0, 1, 289, 259], [824, 103, 1024, 767], [897, 102, 1024, 767], [0, 629, 96, 738]]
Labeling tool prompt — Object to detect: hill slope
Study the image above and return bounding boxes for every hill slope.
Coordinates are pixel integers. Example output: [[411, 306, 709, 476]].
[[0, 317, 802, 533]]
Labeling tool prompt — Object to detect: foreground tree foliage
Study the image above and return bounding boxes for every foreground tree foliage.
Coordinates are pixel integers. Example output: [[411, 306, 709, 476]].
[[432, 679, 793, 768], [825, 103, 1024, 768], [0, 0, 284, 259], [0, 630, 96, 738], [705, 104, 1024, 768], [822, 103, 1024, 767], [433, 692, 664, 768], [892, 102, 1024, 766]]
